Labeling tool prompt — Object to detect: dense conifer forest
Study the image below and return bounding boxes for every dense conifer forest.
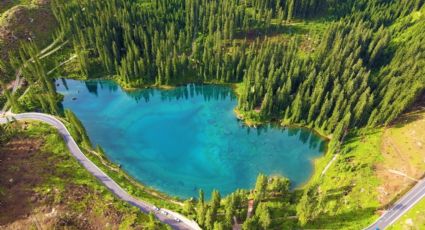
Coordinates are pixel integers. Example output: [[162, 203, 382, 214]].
[[44, 0, 424, 145], [2, 0, 425, 229]]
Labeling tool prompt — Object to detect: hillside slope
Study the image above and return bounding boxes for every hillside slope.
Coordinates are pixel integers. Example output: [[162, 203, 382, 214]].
[[0, 0, 57, 82], [0, 121, 163, 229]]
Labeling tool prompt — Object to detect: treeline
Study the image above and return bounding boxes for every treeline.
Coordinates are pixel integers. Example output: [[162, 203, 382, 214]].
[[52, 0, 251, 87], [51, 0, 339, 89], [239, 0, 425, 143], [238, 20, 389, 142], [250, 0, 348, 20], [64, 109, 91, 148], [50, 0, 425, 146], [184, 174, 291, 229], [6, 43, 63, 115], [9, 0, 423, 228]]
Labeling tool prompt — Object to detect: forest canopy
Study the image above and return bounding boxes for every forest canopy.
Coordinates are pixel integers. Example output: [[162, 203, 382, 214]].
[[6, 0, 425, 145], [1, 0, 424, 229]]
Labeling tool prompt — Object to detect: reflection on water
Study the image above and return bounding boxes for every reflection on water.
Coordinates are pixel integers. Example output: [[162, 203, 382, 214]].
[[57, 78, 326, 198], [82, 79, 236, 103]]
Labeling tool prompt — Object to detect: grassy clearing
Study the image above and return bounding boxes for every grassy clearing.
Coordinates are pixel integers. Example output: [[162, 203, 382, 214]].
[[0, 1, 56, 47], [233, 18, 328, 60], [376, 109, 425, 205], [384, 109, 425, 175], [303, 108, 425, 229], [82, 146, 184, 210], [305, 128, 383, 229]]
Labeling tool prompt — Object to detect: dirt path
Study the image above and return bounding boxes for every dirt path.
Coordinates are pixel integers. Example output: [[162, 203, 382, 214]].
[[376, 109, 425, 205], [321, 154, 339, 176]]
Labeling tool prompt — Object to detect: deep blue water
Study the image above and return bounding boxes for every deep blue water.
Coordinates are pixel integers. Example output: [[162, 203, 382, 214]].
[[57, 79, 325, 199]]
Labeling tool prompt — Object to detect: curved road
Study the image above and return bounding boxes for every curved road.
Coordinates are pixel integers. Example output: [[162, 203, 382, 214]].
[[0, 113, 200, 230], [5, 113, 425, 229], [365, 179, 425, 230]]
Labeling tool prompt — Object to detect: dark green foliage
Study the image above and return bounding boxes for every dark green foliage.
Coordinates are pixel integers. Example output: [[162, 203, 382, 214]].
[[0, 120, 19, 144], [250, 0, 347, 20], [238, 1, 425, 146], [254, 173, 268, 202], [64, 109, 91, 148], [52, 0, 255, 87], [0, 93, 6, 109], [8, 42, 63, 114], [183, 199, 196, 218], [1, 84, 23, 113], [213, 222, 225, 230], [268, 176, 290, 196], [256, 203, 272, 229], [189, 174, 290, 229], [242, 216, 259, 229], [50, 0, 425, 149], [31, 1, 425, 227], [296, 182, 321, 226]]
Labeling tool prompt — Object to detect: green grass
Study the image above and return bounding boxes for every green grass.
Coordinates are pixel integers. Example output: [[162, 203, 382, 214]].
[[304, 128, 383, 229], [232, 84, 386, 229], [82, 146, 184, 210], [381, 109, 425, 177], [0, 0, 31, 14], [388, 197, 425, 229], [22, 122, 167, 229]]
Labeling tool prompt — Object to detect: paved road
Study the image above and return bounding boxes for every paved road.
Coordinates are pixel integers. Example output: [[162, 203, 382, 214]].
[[365, 179, 425, 229], [0, 113, 201, 230]]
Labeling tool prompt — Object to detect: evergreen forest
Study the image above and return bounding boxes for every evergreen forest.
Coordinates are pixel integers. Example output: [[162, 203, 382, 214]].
[[1, 0, 425, 229]]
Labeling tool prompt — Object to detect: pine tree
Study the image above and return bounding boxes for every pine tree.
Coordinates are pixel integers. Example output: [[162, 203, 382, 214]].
[[254, 173, 268, 202]]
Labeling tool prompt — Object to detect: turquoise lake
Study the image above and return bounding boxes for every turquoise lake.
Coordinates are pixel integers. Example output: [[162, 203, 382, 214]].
[[57, 79, 325, 198]]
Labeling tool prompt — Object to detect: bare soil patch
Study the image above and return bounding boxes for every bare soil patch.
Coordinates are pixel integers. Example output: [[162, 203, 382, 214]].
[[0, 0, 57, 82], [0, 137, 44, 225], [376, 109, 425, 205], [0, 126, 143, 229]]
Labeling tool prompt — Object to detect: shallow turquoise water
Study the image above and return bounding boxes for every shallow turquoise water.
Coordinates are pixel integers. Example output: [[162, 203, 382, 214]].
[[57, 79, 325, 198]]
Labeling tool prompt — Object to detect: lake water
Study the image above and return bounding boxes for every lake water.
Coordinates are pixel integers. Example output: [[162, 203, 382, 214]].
[[57, 79, 325, 199]]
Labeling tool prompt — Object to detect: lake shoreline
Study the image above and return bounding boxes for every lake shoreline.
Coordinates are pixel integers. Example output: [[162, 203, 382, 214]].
[[57, 77, 331, 199]]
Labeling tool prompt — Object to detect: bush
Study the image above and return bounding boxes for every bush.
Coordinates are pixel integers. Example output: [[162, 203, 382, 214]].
[[0, 94, 6, 108]]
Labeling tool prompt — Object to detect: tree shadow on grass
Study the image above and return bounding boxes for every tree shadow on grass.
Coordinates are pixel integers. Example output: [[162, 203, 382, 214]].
[[305, 207, 377, 229], [342, 129, 382, 146], [390, 109, 425, 129], [235, 23, 310, 42], [389, 91, 425, 128], [291, 185, 379, 228], [325, 186, 354, 200]]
